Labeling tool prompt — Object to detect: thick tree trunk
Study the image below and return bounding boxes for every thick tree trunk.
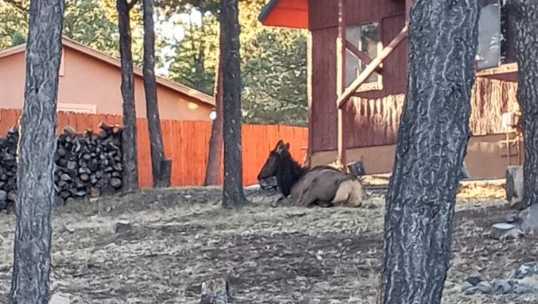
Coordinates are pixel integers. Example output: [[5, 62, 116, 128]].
[[142, 0, 170, 188], [221, 0, 248, 208], [117, 0, 139, 192], [9, 0, 64, 303], [204, 21, 224, 186], [512, 1, 538, 208], [382, 1, 479, 304]]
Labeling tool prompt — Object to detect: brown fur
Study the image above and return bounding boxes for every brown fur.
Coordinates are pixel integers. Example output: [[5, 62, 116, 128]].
[[258, 141, 366, 208]]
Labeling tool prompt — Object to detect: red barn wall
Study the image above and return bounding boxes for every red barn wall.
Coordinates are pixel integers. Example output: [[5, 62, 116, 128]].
[[309, 0, 405, 30], [307, 0, 520, 178], [309, 0, 407, 153]]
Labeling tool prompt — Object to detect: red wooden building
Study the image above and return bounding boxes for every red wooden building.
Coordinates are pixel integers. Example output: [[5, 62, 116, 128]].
[[260, 0, 520, 178]]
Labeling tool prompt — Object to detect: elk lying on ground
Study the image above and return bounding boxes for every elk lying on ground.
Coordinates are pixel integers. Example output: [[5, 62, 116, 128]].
[[257, 140, 366, 207]]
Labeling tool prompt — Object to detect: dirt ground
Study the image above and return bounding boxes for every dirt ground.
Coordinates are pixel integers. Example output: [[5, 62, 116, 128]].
[[0, 183, 536, 304]]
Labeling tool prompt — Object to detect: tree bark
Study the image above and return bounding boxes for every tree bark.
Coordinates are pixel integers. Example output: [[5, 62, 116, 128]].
[[9, 0, 65, 303], [221, 0, 248, 208], [382, 1, 479, 304], [117, 0, 139, 192], [142, 0, 170, 188], [511, 0, 538, 208], [204, 20, 224, 186]]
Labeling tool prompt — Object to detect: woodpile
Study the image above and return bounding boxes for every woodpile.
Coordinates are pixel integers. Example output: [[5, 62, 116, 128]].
[[54, 123, 123, 204], [0, 123, 124, 210], [0, 128, 19, 210]]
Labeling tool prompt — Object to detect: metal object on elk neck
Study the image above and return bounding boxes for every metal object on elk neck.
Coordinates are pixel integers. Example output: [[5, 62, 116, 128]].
[[200, 279, 232, 304], [348, 161, 366, 177], [259, 176, 278, 191]]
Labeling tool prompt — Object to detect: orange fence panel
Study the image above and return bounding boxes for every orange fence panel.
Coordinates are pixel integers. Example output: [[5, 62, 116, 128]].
[[0, 109, 308, 187]]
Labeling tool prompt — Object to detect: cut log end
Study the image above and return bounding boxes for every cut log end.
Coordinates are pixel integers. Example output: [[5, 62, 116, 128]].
[[0, 123, 124, 210], [200, 279, 232, 304]]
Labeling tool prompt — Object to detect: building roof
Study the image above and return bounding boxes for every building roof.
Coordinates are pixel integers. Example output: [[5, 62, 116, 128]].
[[0, 37, 215, 108], [259, 0, 309, 29]]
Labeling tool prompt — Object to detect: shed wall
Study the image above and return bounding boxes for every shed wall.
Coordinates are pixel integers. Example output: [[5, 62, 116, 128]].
[[0, 47, 213, 121], [309, 2, 408, 152], [309, 0, 405, 30], [309, 0, 520, 153]]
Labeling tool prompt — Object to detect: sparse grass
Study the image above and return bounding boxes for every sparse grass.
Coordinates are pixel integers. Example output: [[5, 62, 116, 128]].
[[0, 184, 535, 303]]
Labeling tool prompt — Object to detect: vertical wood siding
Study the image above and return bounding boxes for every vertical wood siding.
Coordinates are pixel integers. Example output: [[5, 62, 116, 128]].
[[309, 0, 519, 152], [309, 0, 405, 30], [313, 77, 518, 152]]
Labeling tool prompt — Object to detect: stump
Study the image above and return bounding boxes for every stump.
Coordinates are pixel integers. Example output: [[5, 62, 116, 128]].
[[506, 166, 524, 208], [200, 279, 232, 304], [491, 223, 523, 240], [520, 204, 538, 234]]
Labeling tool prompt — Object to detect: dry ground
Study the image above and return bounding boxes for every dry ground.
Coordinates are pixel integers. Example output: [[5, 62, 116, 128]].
[[0, 183, 536, 304]]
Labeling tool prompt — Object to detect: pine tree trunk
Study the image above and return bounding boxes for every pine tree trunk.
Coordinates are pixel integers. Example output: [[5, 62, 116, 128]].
[[204, 21, 224, 186], [221, 0, 247, 208], [382, 1, 479, 304], [142, 0, 170, 188], [117, 0, 139, 192], [9, 0, 64, 302], [512, 0, 538, 208]]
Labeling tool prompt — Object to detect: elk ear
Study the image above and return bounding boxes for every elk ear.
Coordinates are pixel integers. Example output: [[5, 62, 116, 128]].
[[284, 143, 290, 150], [274, 140, 284, 151]]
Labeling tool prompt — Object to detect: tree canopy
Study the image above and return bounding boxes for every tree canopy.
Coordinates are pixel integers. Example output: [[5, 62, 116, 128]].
[[164, 0, 308, 125], [0, 0, 308, 126]]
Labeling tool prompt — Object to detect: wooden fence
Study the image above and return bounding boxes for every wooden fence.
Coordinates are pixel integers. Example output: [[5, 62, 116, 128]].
[[0, 109, 308, 187]]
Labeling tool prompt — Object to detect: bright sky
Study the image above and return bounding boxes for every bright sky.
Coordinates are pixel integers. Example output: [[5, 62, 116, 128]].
[[155, 9, 203, 76]]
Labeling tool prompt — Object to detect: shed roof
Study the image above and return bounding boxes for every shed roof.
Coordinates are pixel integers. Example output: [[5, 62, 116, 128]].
[[0, 37, 215, 108], [259, 0, 309, 29]]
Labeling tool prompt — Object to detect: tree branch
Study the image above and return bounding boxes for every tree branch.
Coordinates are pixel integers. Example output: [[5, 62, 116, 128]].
[[1, 0, 27, 13], [127, 0, 139, 10]]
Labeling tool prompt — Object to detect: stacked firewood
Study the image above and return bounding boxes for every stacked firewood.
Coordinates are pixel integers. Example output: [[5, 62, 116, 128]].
[[0, 129, 19, 210], [0, 123, 124, 210], [54, 123, 123, 203]]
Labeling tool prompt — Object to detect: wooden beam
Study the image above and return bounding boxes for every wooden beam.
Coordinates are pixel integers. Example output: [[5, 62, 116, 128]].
[[476, 62, 518, 77], [306, 32, 313, 167], [345, 40, 383, 73], [338, 25, 408, 109], [336, 0, 347, 171]]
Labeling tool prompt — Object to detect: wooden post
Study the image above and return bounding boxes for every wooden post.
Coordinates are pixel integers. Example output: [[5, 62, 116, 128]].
[[406, 0, 414, 23], [306, 32, 313, 167], [336, 0, 347, 171]]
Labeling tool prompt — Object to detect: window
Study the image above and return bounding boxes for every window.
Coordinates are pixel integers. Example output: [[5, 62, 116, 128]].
[[477, 0, 502, 70], [345, 22, 382, 91], [58, 103, 97, 114]]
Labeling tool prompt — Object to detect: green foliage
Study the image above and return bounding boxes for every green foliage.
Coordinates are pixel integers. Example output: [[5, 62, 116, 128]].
[[165, 11, 219, 94], [63, 0, 120, 57], [0, 0, 144, 61], [242, 30, 308, 126], [0, 0, 308, 126], [0, 2, 27, 49], [164, 0, 308, 126]]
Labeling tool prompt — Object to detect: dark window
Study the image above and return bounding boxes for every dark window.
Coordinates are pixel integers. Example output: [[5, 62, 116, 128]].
[[345, 22, 382, 91]]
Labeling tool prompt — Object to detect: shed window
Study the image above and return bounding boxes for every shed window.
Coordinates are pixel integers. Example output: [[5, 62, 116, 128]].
[[345, 22, 382, 91], [58, 103, 97, 114]]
